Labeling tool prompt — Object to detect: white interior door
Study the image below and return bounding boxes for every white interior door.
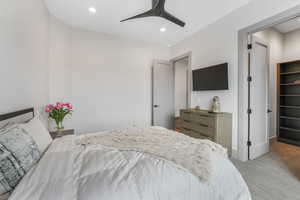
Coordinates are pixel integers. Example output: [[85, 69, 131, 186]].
[[152, 60, 174, 129], [249, 36, 270, 160]]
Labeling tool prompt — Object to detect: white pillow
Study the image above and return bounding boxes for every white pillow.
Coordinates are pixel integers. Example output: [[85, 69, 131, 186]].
[[20, 117, 53, 153]]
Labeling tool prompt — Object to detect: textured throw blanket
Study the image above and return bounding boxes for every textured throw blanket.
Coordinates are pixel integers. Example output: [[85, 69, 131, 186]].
[[75, 127, 227, 181]]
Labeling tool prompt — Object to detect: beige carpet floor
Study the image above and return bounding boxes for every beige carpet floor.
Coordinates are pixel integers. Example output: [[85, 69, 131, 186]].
[[232, 141, 300, 200]]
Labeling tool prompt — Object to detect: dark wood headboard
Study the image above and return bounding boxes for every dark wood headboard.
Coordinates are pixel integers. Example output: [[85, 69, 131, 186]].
[[0, 108, 34, 122]]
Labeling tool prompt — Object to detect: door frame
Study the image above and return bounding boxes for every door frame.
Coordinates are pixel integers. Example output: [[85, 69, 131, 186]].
[[238, 6, 300, 161], [170, 52, 193, 109], [151, 52, 192, 127], [248, 36, 270, 160]]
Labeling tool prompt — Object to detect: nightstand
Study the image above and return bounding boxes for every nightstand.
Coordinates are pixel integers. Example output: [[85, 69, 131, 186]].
[[50, 129, 74, 139]]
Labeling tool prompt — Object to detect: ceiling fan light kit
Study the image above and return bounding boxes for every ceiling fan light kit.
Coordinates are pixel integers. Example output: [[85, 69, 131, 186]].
[[121, 0, 186, 27]]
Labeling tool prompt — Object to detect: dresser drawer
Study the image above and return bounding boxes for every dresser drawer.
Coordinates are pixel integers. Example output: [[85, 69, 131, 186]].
[[180, 109, 232, 156], [180, 111, 193, 121], [181, 128, 212, 140], [190, 114, 210, 125], [181, 111, 213, 126], [182, 121, 214, 137]]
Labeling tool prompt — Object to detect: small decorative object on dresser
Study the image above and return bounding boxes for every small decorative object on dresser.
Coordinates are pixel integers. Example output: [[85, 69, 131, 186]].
[[211, 96, 221, 113], [178, 109, 232, 156], [45, 102, 73, 131], [50, 129, 75, 139]]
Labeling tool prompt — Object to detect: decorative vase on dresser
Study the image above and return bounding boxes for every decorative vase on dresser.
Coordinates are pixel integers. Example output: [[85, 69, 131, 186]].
[[178, 109, 232, 156]]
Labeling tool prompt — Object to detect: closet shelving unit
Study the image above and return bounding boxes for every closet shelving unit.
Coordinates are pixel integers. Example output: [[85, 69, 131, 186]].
[[277, 60, 300, 146]]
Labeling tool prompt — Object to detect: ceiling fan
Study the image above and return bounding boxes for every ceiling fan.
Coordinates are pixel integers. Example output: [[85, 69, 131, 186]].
[[120, 0, 186, 27]]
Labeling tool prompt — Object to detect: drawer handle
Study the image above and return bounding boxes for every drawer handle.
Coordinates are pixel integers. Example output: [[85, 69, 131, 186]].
[[199, 123, 209, 127], [199, 115, 209, 117], [183, 127, 193, 131], [183, 128, 207, 137], [183, 119, 208, 127]]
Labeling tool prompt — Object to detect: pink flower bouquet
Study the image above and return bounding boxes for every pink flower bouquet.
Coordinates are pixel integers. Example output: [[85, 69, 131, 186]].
[[45, 102, 73, 130]]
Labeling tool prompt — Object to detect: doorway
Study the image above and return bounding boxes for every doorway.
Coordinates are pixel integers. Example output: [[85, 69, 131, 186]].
[[174, 58, 189, 117], [238, 7, 300, 173], [152, 53, 192, 129]]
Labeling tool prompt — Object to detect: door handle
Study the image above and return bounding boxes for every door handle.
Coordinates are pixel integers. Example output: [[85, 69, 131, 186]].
[[153, 105, 160, 108], [267, 109, 272, 113]]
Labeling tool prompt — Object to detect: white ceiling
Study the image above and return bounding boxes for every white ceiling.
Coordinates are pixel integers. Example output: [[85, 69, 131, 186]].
[[44, 0, 252, 46], [274, 17, 300, 34]]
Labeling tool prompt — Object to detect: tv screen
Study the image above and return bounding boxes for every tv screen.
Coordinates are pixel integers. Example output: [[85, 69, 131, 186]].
[[193, 63, 228, 91]]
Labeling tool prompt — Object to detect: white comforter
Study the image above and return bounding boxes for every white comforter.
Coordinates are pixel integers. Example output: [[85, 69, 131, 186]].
[[10, 133, 251, 200]]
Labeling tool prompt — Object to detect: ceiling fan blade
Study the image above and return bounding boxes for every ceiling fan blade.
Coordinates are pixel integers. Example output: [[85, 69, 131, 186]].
[[162, 11, 185, 27], [157, 0, 166, 8], [152, 0, 160, 8], [121, 10, 155, 22]]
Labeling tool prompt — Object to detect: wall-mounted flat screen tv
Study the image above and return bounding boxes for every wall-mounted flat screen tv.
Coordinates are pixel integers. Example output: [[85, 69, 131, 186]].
[[192, 63, 228, 91]]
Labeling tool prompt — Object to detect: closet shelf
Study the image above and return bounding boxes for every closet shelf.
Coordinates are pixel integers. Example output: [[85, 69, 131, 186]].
[[280, 105, 300, 109], [280, 126, 300, 132], [280, 116, 300, 121], [280, 94, 300, 97], [280, 71, 300, 75], [280, 83, 300, 86]]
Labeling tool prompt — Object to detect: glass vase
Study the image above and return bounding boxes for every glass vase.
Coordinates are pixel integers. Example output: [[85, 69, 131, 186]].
[[56, 121, 64, 132]]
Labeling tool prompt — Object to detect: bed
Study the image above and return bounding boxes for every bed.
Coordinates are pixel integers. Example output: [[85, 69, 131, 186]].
[[0, 108, 251, 200]]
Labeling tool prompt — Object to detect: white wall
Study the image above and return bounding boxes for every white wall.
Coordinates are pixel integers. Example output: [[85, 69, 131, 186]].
[[48, 21, 170, 134], [0, 0, 49, 117], [170, 0, 300, 151], [49, 17, 72, 103], [0, 0, 170, 134], [48, 16, 72, 129], [174, 59, 188, 117], [254, 28, 284, 138], [71, 29, 170, 134], [283, 28, 300, 61]]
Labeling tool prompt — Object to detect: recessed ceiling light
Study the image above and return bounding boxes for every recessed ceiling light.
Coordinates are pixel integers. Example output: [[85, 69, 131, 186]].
[[89, 7, 97, 14], [160, 27, 166, 32]]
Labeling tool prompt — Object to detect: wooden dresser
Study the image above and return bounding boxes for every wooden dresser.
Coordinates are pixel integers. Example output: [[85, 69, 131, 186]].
[[178, 109, 232, 155]]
